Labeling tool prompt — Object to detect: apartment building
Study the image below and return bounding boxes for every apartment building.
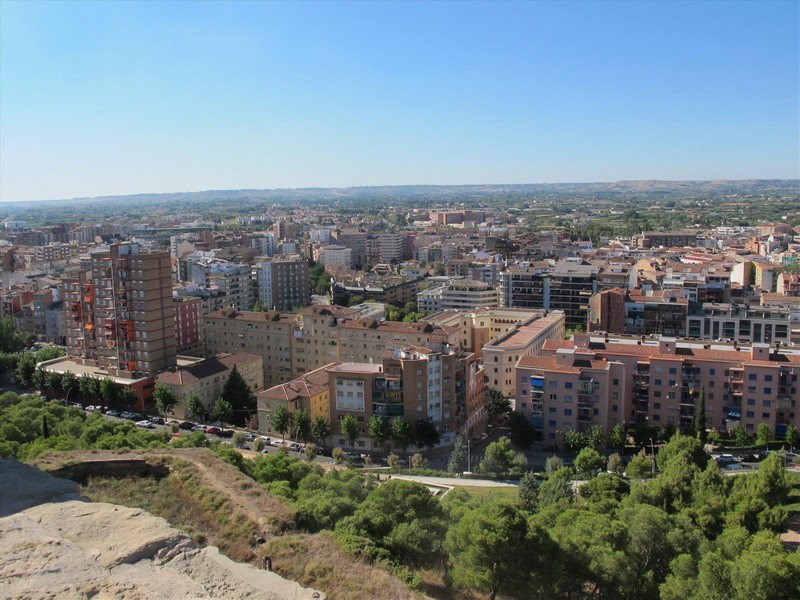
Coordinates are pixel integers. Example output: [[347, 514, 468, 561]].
[[515, 334, 800, 447], [636, 231, 699, 249], [254, 255, 310, 311], [686, 303, 792, 344], [173, 296, 204, 356], [313, 244, 352, 268], [156, 352, 264, 419], [417, 278, 499, 313], [500, 260, 598, 329], [63, 243, 176, 377], [481, 310, 567, 397]]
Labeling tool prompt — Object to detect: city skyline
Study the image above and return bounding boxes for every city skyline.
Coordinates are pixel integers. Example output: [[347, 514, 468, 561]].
[[1, 0, 798, 202]]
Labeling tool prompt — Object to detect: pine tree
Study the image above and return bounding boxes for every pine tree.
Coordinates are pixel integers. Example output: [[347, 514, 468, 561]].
[[694, 387, 707, 444], [221, 365, 255, 426]]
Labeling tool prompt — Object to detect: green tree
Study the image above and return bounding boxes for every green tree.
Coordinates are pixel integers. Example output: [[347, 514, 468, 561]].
[[756, 423, 772, 447], [607, 452, 625, 475], [563, 428, 587, 451], [694, 387, 707, 444], [0, 318, 28, 352], [447, 435, 468, 473], [484, 388, 512, 420], [44, 370, 61, 393], [31, 367, 46, 390], [220, 365, 255, 426], [153, 383, 177, 416], [446, 500, 536, 600], [731, 425, 750, 446], [413, 418, 441, 450], [391, 417, 413, 454], [478, 437, 526, 479], [271, 404, 291, 442], [41, 414, 50, 438], [411, 452, 427, 469], [98, 378, 119, 407], [15, 352, 37, 386], [626, 450, 654, 479], [60, 371, 78, 399], [518, 471, 540, 512], [509, 410, 535, 449], [78, 374, 99, 403], [574, 446, 605, 478], [293, 407, 311, 441], [586, 424, 605, 449], [340, 414, 359, 451], [785, 424, 800, 449], [211, 396, 233, 429], [187, 393, 205, 422], [368, 415, 389, 456], [538, 467, 575, 507], [311, 414, 331, 448]]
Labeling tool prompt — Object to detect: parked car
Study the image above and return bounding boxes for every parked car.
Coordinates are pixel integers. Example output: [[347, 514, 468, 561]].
[[270, 439, 284, 447], [244, 433, 256, 442], [288, 442, 301, 452], [218, 429, 233, 438], [738, 453, 764, 463], [179, 421, 195, 430], [165, 419, 180, 425], [106, 409, 121, 418], [135, 420, 154, 429], [204, 426, 222, 436], [120, 411, 137, 420], [149, 416, 165, 425], [191, 424, 206, 432]]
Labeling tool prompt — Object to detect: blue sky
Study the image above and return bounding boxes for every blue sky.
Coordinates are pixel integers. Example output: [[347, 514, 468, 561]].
[[1, 0, 798, 201]]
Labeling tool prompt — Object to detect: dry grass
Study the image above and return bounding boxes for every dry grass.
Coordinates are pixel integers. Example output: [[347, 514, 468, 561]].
[[263, 531, 428, 600], [42, 448, 428, 599]]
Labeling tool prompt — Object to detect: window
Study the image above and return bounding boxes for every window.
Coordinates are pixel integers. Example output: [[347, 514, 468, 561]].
[[612, 405, 618, 413], [764, 387, 772, 395], [763, 400, 771, 407], [764, 374, 773, 382], [746, 411, 754, 418], [565, 382, 573, 389], [564, 395, 573, 403], [655, 379, 662, 386], [748, 374, 757, 381], [762, 412, 770, 419], [548, 407, 557, 413], [709, 368, 716, 375], [564, 409, 572, 416], [548, 420, 557, 427], [654, 402, 661, 409], [653, 414, 660, 422], [669, 367, 677, 375], [612, 392, 619, 400], [613, 378, 619, 385], [549, 380, 557, 389], [747, 398, 756, 406]]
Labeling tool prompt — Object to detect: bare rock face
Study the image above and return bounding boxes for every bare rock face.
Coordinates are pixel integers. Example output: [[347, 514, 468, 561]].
[[0, 459, 324, 600]]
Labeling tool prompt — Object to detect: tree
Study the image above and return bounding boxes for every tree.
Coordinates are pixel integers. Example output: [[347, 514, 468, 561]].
[[391, 417, 413, 454], [509, 411, 535, 450], [413, 419, 441, 450], [368, 415, 389, 456], [446, 500, 535, 600], [626, 450, 654, 479], [271, 404, 291, 442], [15, 353, 37, 386], [187, 393, 206, 422], [44, 370, 61, 393], [538, 467, 575, 507], [153, 383, 177, 416], [756, 423, 772, 447], [411, 453, 427, 469], [220, 365, 255, 426], [607, 452, 624, 475], [785, 424, 800, 449], [563, 429, 588, 452], [31, 367, 45, 390], [78, 374, 99, 403], [293, 407, 311, 441], [586, 424, 605, 449], [518, 471, 540, 512], [211, 396, 233, 429], [98, 378, 119, 407], [41, 414, 50, 439], [60, 371, 78, 399], [311, 414, 331, 448], [484, 388, 512, 421], [694, 387, 708, 444], [340, 414, 359, 451], [731, 425, 750, 446], [574, 447, 605, 478], [478, 437, 526, 479], [0, 318, 28, 353], [447, 435, 468, 473]]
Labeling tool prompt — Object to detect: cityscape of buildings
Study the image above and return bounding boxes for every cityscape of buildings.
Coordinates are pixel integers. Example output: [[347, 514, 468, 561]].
[[3, 194, 799, 451]]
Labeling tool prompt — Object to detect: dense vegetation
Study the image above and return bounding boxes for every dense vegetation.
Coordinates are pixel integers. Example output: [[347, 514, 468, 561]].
[[2, 392, 798, 599]]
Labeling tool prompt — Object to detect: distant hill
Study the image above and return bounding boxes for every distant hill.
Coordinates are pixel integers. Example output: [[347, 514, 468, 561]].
[[4, 179, 798, 209]]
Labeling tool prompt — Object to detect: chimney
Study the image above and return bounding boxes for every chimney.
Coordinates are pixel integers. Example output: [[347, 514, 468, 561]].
[[751, 343, 769, 361], [659, 336, 676, 355]]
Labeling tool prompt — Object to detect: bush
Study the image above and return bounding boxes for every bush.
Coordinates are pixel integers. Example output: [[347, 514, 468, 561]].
[[332, 447, 345, 464]]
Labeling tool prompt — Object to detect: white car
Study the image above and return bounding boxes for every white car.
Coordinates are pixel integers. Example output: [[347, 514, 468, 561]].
[[135, 420, 154, 429], [270, 439, 285, 447]]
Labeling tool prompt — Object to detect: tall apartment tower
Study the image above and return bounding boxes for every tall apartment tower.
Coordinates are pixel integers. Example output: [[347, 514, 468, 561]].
[[64, 243, 176, 377], [255, 256, 310, 311]]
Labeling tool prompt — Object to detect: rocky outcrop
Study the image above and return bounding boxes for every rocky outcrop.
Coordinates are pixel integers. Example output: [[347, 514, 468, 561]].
[[0, 459, 324, 600]]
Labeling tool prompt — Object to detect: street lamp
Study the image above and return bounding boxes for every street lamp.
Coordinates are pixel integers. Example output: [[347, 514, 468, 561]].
[[467, 438, 471, 473]]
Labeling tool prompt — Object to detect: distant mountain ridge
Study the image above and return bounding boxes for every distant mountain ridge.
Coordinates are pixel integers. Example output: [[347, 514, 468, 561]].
[[4, 179, 798, 208]]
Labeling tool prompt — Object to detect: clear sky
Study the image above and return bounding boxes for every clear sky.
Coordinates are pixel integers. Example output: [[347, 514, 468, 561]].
[[1, 0, 798, 202]]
